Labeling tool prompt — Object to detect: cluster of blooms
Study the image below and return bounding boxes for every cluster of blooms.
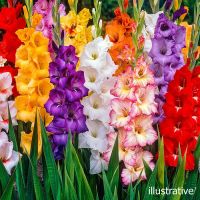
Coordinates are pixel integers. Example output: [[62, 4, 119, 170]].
[[33, 0, 66, 54], [0, 3, 25, 63], [60, 8, 93, 56], [102, 56, 158, 185], [105, 8, 144, 75], [160, 62, 200, 170], [0, 3, 26, 96], [0, 4, 23, 173], [149, 13, 186, 123], [78, 36, 117, 174], [45, 45, 88, 160], [15, 28, 53, 155]]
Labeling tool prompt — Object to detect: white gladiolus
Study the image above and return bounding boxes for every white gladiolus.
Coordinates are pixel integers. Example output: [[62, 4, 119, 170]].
[[79, 36, 117, 174]]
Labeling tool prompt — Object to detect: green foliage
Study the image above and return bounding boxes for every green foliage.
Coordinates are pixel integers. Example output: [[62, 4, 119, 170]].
[[0, 111, 200, 200], [0, 0, 6, 8]]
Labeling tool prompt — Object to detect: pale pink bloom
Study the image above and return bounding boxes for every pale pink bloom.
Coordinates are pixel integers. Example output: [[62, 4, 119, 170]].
[[135, 85, 157, 115], [111, 69, 136, 100], [121, 149, 155, 185], [0, 101, 17, 132], [0, 131, 21, 175], [0, 72, 13, 102], [110, 99, 136, 128], [133, 58, 154, 87], [124, 115, 157, 147], [102, 130, 136, 166]]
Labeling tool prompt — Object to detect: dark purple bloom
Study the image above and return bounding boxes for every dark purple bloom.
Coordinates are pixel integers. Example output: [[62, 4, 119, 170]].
[[47, 102, 88, 134], [57, 45, 79, 67], [52, 134, 68, 146], [45, 45, 88, 160], [51, 144, 65, 160], [165, 0, 173, 10], [45, 89, 67, 117], [49, 58, 75, 86], [65, 71, 89, 102], [173, 6, 187, 21]]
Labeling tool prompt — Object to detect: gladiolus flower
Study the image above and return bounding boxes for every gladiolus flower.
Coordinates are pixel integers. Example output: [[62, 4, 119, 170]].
[[0, 131, 21, 175]]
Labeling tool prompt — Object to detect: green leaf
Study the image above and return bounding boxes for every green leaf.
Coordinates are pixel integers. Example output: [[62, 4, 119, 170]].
[[102, 171, 113, 200], [40, 116, 61, 200], [26, 114, 39, 200], [0, 161, 9, 190], [64, 169, 78, 200], [71, 144, 94, 200], [194, 136, 200, 165], [157, 138, 165, 188], [65, 133, 74, 183], [0, 0, 6, 8], [26, 155, 43, 200], [30, 113, 38, 164], [110, 165, 119, 193], [193, 176, 200, 200], [42, 154, 52, 199], [143, 164, 158, 200], [128, 180, 141, 200], [113, 187, 118, 200], [182, 170, 198, 200], [8, 106, 25, 200], [170, 153, 186, 200], [107, 136, 119, 184], [143, 159, 153, 180], [0, 170, 16, 200]]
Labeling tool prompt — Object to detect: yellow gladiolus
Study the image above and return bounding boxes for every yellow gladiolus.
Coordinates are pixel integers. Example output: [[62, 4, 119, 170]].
[[61, 8, 92, 56], [174, 0, 179, 10], [20, 108, 52, 157], [78, 8, 92, 26], [29, 31, 49, 49], [32, 13, 42, 28], [36, 79, 53, 107], [15, 28, 52, 157], [21, 131, 42, 156], [15, 28, 35, 44], [180, 22, 192, 61]]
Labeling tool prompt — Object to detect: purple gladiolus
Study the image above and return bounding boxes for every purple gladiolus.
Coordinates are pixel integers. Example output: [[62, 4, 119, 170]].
[[173, 6, 188, 21], [149, 13, 185, 123], [45, 45, 88, 160]]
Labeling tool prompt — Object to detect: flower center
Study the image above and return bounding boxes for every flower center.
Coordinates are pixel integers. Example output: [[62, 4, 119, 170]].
[[91, 53, 98, 60], [161, 23, 169, 31], [93, 102, 99, 109]]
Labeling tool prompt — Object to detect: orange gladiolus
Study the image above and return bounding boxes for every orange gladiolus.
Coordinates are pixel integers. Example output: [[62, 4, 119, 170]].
[[105, 9, 137, 76]]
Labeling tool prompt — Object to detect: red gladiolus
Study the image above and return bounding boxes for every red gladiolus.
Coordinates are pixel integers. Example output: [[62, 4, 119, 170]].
[[0, 3, 25, 33], [0, 3, 25, 63], [159, 63, 200, 170]]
